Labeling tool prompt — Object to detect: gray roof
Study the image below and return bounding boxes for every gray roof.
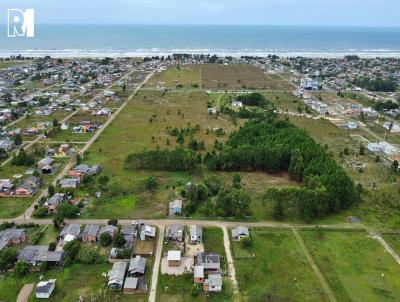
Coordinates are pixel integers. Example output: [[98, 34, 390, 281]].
[[36, 280, 56, 294], [166, 224, 185, 240], [88, 165, 101, 175], [18, 245, 48, 262], [97, 225, 118, 238], [108, 261, 127, 284], [74, 164, 90, 174], [0, 228, 26, 243], [122, 226, 137, 236], [205, 274, 222, 286], [81, 224, 100, 238], [37, 157, 54, 168], [124, 277, 138, 289], [196, 253, 220, 270], [128, 256, 146, 275], [190, 225, 202, 239], [45, 251, 64, 262], [59, 224, 81, 239], [60, 178, 79, 188], [46, 193, 64, 206], [232, 226, 249, 238]]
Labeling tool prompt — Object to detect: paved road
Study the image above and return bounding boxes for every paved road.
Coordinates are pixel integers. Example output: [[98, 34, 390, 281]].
[[16, 283, 34, 302], [148, 225, 165, 302], [292, 228, 337, 302]]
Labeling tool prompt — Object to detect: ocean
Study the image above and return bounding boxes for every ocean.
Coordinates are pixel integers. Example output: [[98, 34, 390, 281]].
[[0, 24, 400, 58]]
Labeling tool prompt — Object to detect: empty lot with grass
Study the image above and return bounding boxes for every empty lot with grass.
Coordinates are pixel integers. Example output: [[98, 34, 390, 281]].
[[233, 228, 327, 302], [301, 229, 400, 302]]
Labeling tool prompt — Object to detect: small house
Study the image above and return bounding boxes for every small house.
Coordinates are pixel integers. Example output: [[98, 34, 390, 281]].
[[168, 199, 183, 216], [108, 261, 127, 290], [36, 279, 56, 299], [140, 224, 156, 241], [60, 178, 79, 189], [128, 255, 146, 277], [196, 252, 221, 274], [37, 157, 54, 174], [189, 225, 202, 244], [167, 250, 181, 267], [194, 265, 204, 283], [97, 225, 118, 241], [81, 224, 100, 243], [204, 274, 222, 293], [166, 224, 185, 242], [232, 226, 249, 241], [0, 228, 27, 251], [122, 226, 137, 248], [123, 277, 147, 294], [59, 224, 81, 241]]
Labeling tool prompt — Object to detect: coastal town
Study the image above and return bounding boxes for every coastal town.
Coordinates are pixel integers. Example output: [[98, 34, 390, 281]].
[[0, 54, 400, 302]]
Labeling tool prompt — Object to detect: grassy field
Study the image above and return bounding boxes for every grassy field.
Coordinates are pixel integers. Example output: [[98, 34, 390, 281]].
[[0, 60, 31, 69], [203, 227, 226, 257], [12, 111, 70, 130], [201, 64, 293, 90], [146, 64, 292, 91], [233, 228, 327, 302], [301, 229, 400, 302], [146, 65, 201, 89], [82, 89, 295, 219]]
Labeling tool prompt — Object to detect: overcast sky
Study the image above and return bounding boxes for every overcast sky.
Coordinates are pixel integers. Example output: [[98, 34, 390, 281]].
[[0, 0, 399, 27]]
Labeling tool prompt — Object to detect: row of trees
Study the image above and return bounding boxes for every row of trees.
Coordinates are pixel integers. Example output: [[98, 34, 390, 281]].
[[204, 115, 358, 221], [125, 148, 198, 171]]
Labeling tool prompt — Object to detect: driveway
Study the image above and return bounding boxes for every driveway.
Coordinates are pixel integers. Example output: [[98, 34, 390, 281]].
[[17, 283, 34, 302]]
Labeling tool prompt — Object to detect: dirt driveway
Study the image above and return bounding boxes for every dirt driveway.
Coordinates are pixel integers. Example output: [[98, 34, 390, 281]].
[[17, 283, 34, 302]]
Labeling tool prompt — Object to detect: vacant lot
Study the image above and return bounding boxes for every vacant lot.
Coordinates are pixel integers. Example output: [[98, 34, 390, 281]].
[[83, 90, 294, 219], [146, 65, 201, 89], [0, 60, 31, 70], [301, 230, 400, 302], [201, 64, 293, 90], [234, 228, 327, 302]]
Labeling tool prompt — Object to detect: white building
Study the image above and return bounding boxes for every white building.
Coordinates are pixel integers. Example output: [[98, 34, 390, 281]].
[[36, 279, 56, 299], [300, 78, 319, 90]]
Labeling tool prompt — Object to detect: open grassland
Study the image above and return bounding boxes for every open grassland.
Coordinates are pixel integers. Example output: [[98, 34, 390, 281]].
[[0, 197, 34, 218], [200, 64, 293, 90], [13, 111, 70, 130], [145, 64, 292, 91], [265, 91, 307, 112], [234, 228, 327, 302], [0, 60, 31, 69], [146, 65, 201, 89], [301, 230, 400, 302], [83, 90, 293, 219]]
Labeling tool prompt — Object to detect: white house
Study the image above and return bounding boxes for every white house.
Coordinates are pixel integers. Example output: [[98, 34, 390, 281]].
[[36, 279, 56, 299], [231, 100, 243, 108]]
